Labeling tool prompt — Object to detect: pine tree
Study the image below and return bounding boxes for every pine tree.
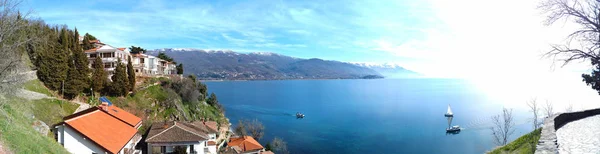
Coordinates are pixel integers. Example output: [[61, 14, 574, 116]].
[[91, 56, 107, 93], [127, 56, 135, 91], [62, 29, 90, 99], [176, 63, 184, 74], [82, 33, 93, 50], [39, 28, 69, 91], [110, 59, 129, 96]]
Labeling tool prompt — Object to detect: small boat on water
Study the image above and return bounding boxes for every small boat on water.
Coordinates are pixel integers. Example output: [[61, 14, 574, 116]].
[[444, 104, 453, 117], [446, 125, 461, 132], [444, 105, 461, 133], [296, 112, 305, 118]]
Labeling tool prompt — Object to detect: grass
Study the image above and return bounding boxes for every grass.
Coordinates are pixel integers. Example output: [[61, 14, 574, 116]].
[[0, 96, 71, 154], [488, 128, 542, 154], [22, 79, 53, 97], [30, 98, 79, 127]]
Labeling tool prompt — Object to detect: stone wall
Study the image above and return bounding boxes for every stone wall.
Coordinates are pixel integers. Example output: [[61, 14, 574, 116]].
[[554, 108, 600, 130]]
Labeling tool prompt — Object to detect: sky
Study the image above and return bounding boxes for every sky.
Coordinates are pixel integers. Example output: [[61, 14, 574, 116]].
[[23, 0, 600, 110]]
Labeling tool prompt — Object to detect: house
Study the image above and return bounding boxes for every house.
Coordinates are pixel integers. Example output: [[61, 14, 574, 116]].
[[85, 44, 131, 77], [131, 53, 176, 76], [145, 121, 219, 154], [223, 136, 265, 154], [53, 102, 143, 154]]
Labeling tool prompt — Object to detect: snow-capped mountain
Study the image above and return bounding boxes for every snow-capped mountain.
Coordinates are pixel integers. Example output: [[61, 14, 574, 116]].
[[146, 48, 385, 80], [351, 62, 420, 78]]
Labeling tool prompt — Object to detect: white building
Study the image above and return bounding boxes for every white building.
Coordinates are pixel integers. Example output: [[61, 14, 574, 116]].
[[145, 121, 218, 154], [53, 103, 143, 154], [84, 43, 131, 77], [131, 53, 177, 76]]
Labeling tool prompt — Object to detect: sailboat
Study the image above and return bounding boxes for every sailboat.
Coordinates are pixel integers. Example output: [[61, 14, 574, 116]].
[[444, 104, 461, 133]]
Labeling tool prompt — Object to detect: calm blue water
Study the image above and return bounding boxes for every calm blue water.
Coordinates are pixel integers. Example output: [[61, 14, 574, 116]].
[[205, 79, 532, 154]]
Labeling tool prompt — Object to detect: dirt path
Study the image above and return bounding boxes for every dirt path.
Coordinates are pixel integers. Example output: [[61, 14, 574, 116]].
[[14, 89, 51, 100]]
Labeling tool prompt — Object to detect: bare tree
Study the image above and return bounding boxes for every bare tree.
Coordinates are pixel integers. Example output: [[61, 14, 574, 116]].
[[540, 0, 600, 95], [526, 98, 540, 129], [234, 120, 247, 137], [245, 119, 265, 140], [0, 0, 34, 94], [491, 108, 515, 146], [565, 103, 573, 112], [541, 0, 600, 65], [544, 100, 554, 117], [271, 137, 290, 154], [234, 119, 264, 140]]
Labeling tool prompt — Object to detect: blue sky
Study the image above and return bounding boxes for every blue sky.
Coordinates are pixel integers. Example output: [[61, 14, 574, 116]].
[[24, 0, 435, 64]]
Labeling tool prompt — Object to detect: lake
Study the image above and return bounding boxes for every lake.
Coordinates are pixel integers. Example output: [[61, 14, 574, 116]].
[[205, 79, 533, 154]]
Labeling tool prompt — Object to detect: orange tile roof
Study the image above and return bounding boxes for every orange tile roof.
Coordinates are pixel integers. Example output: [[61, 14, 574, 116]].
[[64, 108, 138, 154], [227, 136, 264, 152], [208, 141, 217, 146], [117, 48, 126, 51], [103, 105, 142, 127]]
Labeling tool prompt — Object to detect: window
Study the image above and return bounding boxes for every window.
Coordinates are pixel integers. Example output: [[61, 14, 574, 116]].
[[104, 62, 112, 68], [190, 145, 195, 153], [140, 58, 144, 63], [90, 54, 96, 58]]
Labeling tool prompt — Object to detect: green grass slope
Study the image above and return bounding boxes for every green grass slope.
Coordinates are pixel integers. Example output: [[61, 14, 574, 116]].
[[488, 128, 542, 154], [0, 96, 74, 154]]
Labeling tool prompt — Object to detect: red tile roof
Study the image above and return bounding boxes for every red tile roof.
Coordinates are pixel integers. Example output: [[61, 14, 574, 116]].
[[227, 136, 264, 152], [64, 107, 139, 154], [103, 105, 142, 127], [261, 151, 274, 154], [117, 48, 126, 51]]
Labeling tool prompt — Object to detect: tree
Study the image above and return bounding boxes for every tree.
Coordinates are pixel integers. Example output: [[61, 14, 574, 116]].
[[543, 100, 554, 117], [129, 46, 146, 54], [63, 28, 90, 99], [84, 33, 97, 40], [526, 98, 540, 129], [127, 56, 135, 91], [541, 0, 600, 95], [234, 120, 247, 137], [491, 108, 515, 146], [0, 0, 36, 93], [188, 74, 197, 83], [207, 93, 218, 106], [82, 33, 93, 50], [271, 137, 290, 154], [565, 103, 573, 112], [157, 52, 174, 62], [110, 59, 129, 96], [91, 56, 107, 93], [197, 82, 207, 101], [176, 63, 183, 75], [245, 119, 265, 140]]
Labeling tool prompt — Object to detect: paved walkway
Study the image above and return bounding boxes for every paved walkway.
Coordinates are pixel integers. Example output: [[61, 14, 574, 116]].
[[556, 114, 600, 153], [536, 115, 559, 154]]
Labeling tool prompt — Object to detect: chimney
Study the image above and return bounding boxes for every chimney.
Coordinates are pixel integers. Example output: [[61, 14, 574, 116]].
[[100, 102, 108, 111], [162, 121, 169, 129]]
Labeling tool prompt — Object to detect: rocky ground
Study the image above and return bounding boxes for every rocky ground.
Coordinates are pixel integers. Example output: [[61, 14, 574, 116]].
[[556, 114, 600, 153]]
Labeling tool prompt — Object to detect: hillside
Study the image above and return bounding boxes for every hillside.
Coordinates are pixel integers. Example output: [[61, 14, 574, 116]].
[[351, 62, 421, 78], [148, 48, 386, 80]]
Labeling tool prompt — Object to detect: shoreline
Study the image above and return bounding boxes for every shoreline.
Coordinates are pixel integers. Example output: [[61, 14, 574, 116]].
[[199, 77, 385, 82]]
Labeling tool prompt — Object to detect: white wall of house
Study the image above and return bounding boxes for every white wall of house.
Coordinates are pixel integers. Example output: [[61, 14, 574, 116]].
[[148, 141, 215, 154], [57, 125, 107, 154]]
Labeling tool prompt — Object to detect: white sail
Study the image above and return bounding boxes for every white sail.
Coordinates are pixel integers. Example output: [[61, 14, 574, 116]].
[[446, 104, 453, 115]]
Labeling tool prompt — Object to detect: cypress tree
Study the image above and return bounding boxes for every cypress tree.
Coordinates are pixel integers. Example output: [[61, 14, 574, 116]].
[[176, 63, 183, 74], [40, 29, 69, 91], [127, 56, 135, 91], [82, 33, 93, 50], [91, 56, 107, 93], [110, 59, 129, 96]]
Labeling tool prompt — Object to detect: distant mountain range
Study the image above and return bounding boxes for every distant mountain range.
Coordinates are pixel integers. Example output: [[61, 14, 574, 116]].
[[147, 48, 418, 80], [351, 62, 420, 78]]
